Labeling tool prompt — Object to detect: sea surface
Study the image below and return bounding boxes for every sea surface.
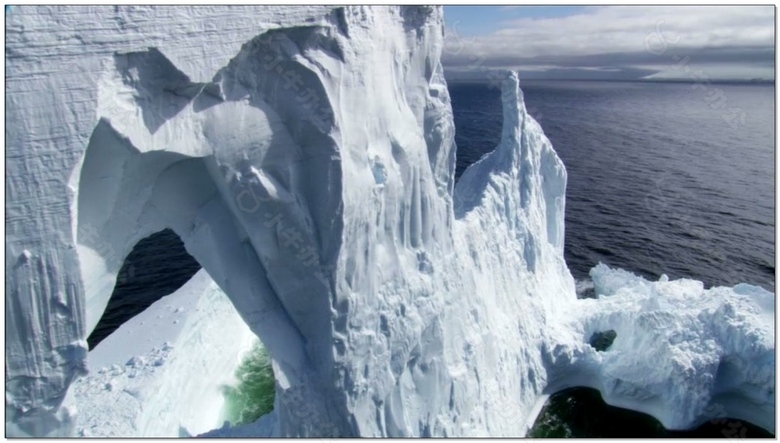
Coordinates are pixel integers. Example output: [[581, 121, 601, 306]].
[[88, 79, 775, 437]]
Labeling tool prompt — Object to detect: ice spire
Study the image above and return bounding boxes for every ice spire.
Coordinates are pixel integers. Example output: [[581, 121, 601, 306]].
[[500, 70, 526, 146]]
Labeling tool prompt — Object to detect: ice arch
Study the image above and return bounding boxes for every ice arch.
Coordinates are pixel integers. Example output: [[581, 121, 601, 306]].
[[72, 48, 340, 436], [65, 6, 459, 435], [75, 118, 306, 352]]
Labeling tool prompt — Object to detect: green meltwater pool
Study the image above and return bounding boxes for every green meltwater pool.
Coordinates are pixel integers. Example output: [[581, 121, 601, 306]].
[[221, 341, 276, 426]]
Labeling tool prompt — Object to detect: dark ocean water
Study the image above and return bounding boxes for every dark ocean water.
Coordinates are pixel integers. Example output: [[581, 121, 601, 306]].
[[87, 229, 200, 349], [88, 79, 775, 437], [529, 387, 773, 438]]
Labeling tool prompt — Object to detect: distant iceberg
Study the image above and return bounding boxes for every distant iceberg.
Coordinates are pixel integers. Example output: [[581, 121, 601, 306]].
[[5, 5, 774, 437]]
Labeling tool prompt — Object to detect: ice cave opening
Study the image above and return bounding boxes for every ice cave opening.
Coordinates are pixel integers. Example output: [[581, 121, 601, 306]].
[[83, 227, 275, 434], [529, 387, 774, 438], [87, 229, 201, 349]]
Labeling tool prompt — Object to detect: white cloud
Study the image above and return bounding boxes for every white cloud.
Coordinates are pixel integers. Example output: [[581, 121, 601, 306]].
[[441, 6, 775, 79]]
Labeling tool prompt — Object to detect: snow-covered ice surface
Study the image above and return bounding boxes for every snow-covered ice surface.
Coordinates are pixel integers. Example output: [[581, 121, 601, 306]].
[[61, 270, 256, 437], [5, 5, 774, 437], [549, 264, 775, 432]]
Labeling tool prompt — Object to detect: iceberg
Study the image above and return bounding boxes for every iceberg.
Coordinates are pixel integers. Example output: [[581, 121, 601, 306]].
[[5, 5, 774, 437]]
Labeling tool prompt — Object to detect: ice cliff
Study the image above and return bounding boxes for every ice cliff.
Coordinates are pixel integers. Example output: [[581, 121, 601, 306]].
[[5, 5, 774, 437]]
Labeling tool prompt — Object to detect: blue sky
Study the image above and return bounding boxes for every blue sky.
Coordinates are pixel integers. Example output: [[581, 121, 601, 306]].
[[443, 6, 587, 36], [440, 6, 775, 81]]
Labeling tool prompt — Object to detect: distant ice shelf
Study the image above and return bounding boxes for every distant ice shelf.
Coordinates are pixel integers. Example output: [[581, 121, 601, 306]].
[[5, 5, 774, 437]]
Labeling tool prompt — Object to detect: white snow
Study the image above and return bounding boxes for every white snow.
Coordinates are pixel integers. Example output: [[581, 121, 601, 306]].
[[548, 263, 775, 432], [5, 5, 774, 438], [62, 269, 256, 437]]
